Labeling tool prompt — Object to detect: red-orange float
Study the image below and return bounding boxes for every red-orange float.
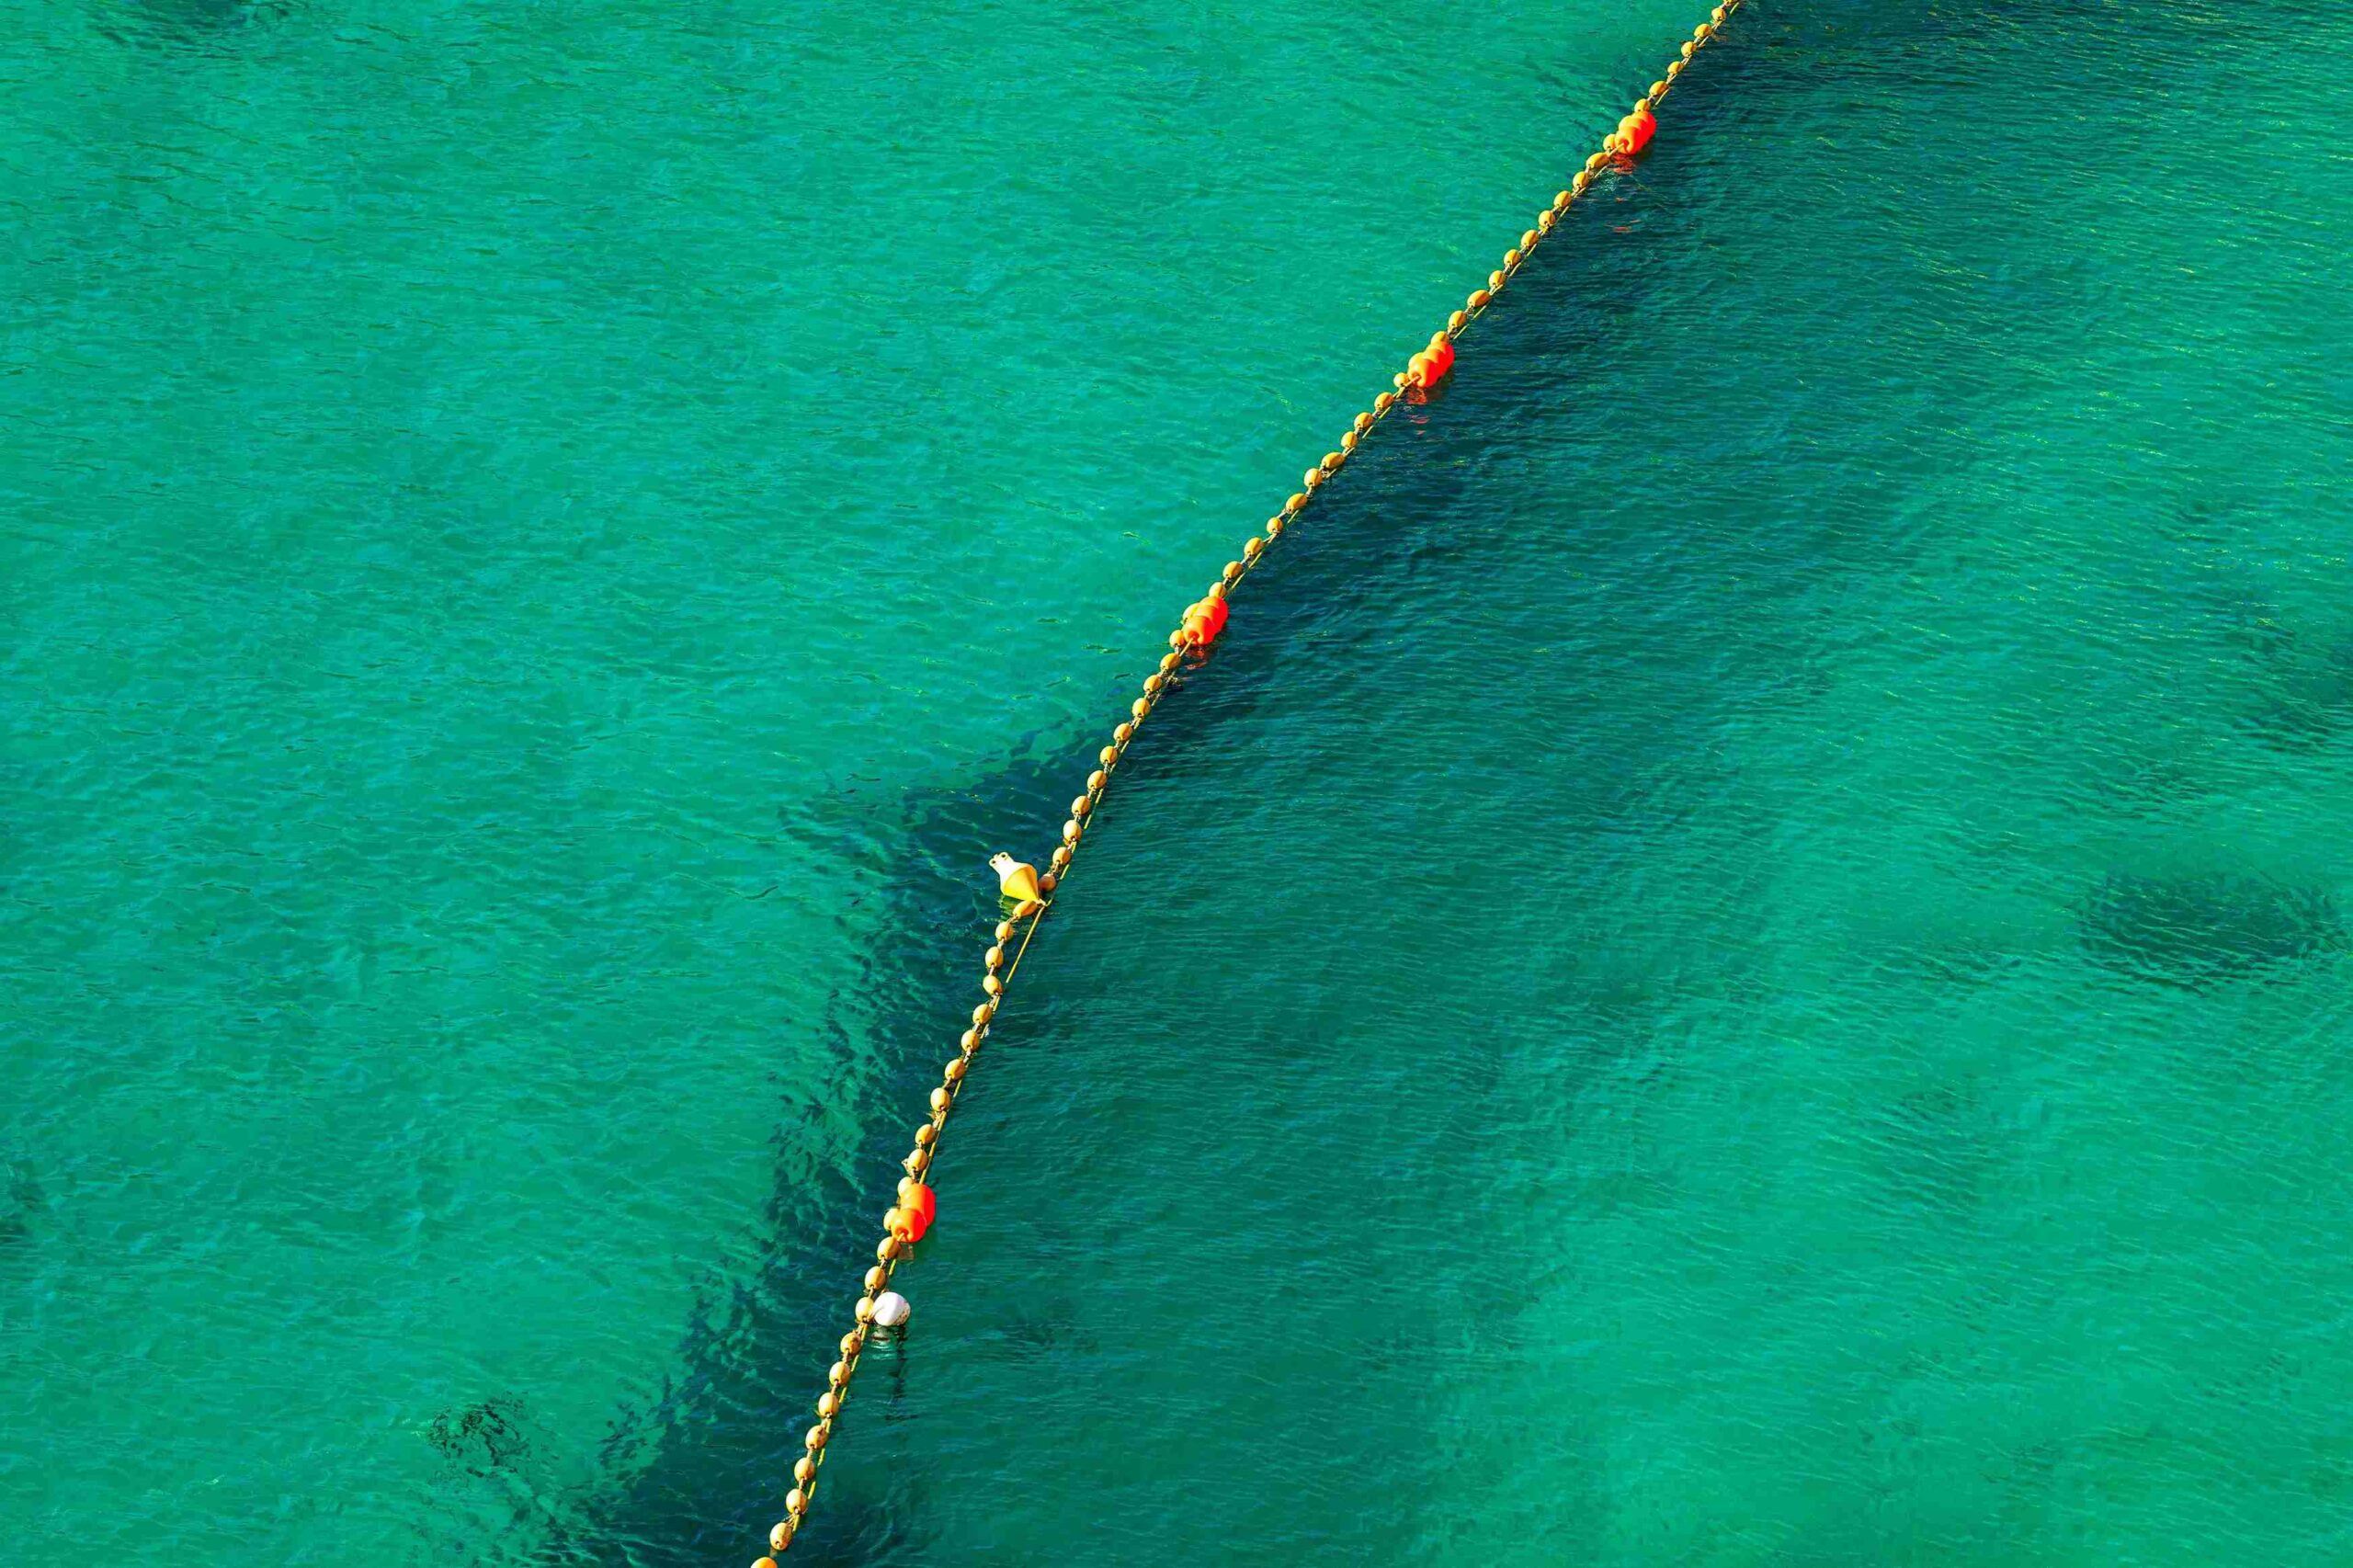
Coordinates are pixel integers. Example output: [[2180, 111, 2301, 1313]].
[[1423, 335, 1457, 384], [1183, 595, 1231, 648], [887, 1184, 934, 1243]]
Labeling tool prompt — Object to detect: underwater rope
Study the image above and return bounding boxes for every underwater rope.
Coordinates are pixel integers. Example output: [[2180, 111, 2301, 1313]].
[[748, 6, 1746, 1559]]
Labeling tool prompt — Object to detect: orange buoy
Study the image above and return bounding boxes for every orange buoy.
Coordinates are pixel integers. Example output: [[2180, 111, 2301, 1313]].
[[1619, 108, 1656, 155], [1411, 334, 1456, 391], [888, 1188, 933, 1244], [1183, 596, 1230, 648]]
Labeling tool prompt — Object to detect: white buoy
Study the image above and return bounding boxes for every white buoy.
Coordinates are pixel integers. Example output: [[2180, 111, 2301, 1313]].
[[871, 1290, 911, 1329]]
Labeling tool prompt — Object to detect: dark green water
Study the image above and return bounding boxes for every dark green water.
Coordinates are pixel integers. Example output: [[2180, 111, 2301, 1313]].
[[6, 2, 2352, 1563]]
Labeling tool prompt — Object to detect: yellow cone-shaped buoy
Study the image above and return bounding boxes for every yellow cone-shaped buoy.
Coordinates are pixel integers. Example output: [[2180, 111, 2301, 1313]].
[[989, 853, 1041, 903]]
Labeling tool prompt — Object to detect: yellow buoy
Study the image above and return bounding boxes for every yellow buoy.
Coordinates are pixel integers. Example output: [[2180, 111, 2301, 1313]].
[[989, 853, 1040, 903]]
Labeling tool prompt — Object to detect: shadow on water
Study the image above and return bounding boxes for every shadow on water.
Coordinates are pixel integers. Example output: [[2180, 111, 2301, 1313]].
[[2078, 872, 2347, 991], [499, 348, 1604, 1559], [2245, 627, 2353, 755], [513, 23, 1979, 1564], [0, 1154, 43, 1256], [500, 292, 1667, 1568], [97, 0, 298, 51], [502, 730, 1082, 1567]]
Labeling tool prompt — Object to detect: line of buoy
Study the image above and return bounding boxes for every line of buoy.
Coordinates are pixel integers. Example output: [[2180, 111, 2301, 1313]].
[[745, 6, 1744, 1560]]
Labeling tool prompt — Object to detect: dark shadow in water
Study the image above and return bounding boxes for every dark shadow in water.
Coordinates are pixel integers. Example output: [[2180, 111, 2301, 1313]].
[[509, 738, 1086, 1566], [2078, 872, 2347, 990], [500, 289, 1653, 1565], [0, 1155, 42, 1253], [1866, 1079, 1996, 1221], [429, 1396, 533, 1480], [511, 22, 1931, 1567], [97, 0, 296, 52], [2247, 633, 2353, 755]]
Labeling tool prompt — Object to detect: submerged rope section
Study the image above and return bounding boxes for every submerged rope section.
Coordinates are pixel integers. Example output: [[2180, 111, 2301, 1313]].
[[749, 6, 1745, 1559]]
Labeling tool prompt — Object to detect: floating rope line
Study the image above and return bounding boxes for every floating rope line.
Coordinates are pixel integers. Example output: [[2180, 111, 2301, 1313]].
[[747, 6, 1744, 1559]]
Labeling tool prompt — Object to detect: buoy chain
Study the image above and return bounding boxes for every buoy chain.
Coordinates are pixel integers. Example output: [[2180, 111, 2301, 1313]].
[[745, 6, 1741, 1559]]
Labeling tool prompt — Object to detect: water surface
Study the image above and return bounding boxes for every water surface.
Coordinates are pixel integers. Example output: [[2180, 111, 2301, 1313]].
[[5, 3, 2350, 1564]]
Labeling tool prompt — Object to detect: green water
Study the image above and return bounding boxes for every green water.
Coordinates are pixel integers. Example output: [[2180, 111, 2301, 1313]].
[[7, 1, 2352, 1562]]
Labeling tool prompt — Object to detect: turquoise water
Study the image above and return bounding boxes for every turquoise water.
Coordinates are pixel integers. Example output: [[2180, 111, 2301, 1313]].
[[6, 2, 2352, 1563]]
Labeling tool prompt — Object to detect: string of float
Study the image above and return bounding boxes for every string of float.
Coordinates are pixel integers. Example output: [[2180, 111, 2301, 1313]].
[[743, 6, 1748, 1559]]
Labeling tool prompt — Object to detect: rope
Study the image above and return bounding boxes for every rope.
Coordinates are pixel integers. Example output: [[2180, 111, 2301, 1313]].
[[747, 6, 1745, 1558]]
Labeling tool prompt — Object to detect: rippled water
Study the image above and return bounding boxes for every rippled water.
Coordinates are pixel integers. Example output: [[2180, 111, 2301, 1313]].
[[6, 2, 2351, 1564]]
